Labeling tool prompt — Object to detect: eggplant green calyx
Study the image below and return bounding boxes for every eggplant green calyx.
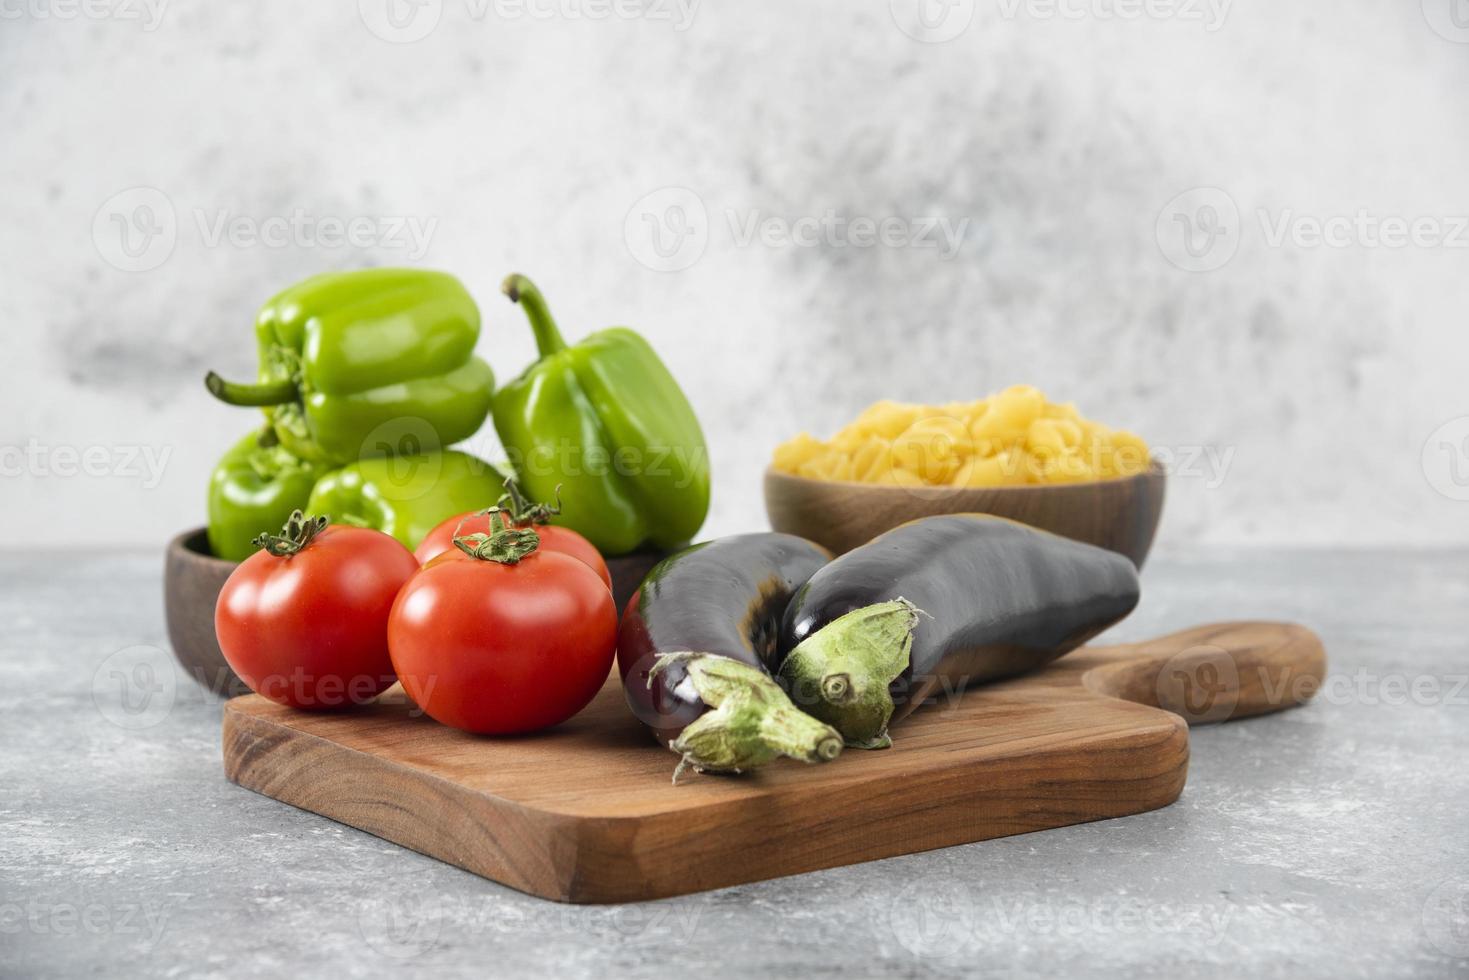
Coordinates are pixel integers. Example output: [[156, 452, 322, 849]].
[[778, 598, 923, 749], [650, 652, 844, 783], [497, 477, 562, 526], [453, 509, 540, 564], [253, 510, 329, 557]]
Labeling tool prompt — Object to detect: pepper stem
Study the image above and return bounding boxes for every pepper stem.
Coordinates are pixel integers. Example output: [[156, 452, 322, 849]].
[[778, 599, 923, 749], [205, 371, 298, 407], [496, 477, 562, 526], [651, 653, 844, 782], [453, 509, 541, 564], [253, 510, 329, 557], [501, 274, 568, 357]]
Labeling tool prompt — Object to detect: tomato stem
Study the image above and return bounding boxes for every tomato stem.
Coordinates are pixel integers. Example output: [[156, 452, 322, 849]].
[[253, 510, 329, 557], [453, 509, 540, 564]]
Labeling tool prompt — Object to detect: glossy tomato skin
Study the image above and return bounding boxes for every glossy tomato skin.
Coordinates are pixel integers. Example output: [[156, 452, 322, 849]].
[[413, 512, 612, 590], [388, 550, 617, 734], [214, 526, 418, 710]]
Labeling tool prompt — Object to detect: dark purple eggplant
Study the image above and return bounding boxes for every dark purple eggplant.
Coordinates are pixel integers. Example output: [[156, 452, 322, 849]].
[[617, 532, 841, 777], [777, 515, 1140, 747]]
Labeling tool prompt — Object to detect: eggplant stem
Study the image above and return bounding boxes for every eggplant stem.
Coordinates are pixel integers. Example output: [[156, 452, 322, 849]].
[[652, 652, 844, 780], [778, 599, 922, 748]]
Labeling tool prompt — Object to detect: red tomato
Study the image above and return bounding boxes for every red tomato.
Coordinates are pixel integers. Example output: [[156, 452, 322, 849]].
[[414, 511, 612, 590], [388, 550, 617, 734], [215, 525, 418, 710]]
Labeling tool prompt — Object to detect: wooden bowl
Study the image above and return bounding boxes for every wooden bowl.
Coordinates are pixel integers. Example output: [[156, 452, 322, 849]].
[[605, 549, 674, 614], [164, 526, 673, 697], [764, 462, 1166, 566], [164, 528, 248, 696]]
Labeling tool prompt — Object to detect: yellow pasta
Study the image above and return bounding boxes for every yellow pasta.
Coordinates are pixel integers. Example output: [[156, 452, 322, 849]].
[[772, 386, 1151, 488]]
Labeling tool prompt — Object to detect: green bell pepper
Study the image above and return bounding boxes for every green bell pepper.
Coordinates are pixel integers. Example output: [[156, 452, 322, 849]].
[[305, 449, 506, 550], [492, 274, 710, 556], [205, 269, 495, 466], [207, 430, 327, 561]]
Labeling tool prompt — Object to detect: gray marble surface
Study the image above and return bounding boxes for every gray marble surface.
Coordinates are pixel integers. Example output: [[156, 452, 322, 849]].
[[1, 547, 1466, 979]]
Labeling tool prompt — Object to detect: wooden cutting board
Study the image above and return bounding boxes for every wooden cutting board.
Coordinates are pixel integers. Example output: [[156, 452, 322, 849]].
[[222, 621, 1325, 903]]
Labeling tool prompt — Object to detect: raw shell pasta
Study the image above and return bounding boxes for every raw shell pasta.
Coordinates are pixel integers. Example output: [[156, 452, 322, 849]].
[[772, 386, 1151, 488]]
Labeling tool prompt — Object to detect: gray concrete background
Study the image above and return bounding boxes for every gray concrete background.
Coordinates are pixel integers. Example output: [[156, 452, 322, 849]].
[[2, 548, 1466, 979], [2, 2, 1468, 550]]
